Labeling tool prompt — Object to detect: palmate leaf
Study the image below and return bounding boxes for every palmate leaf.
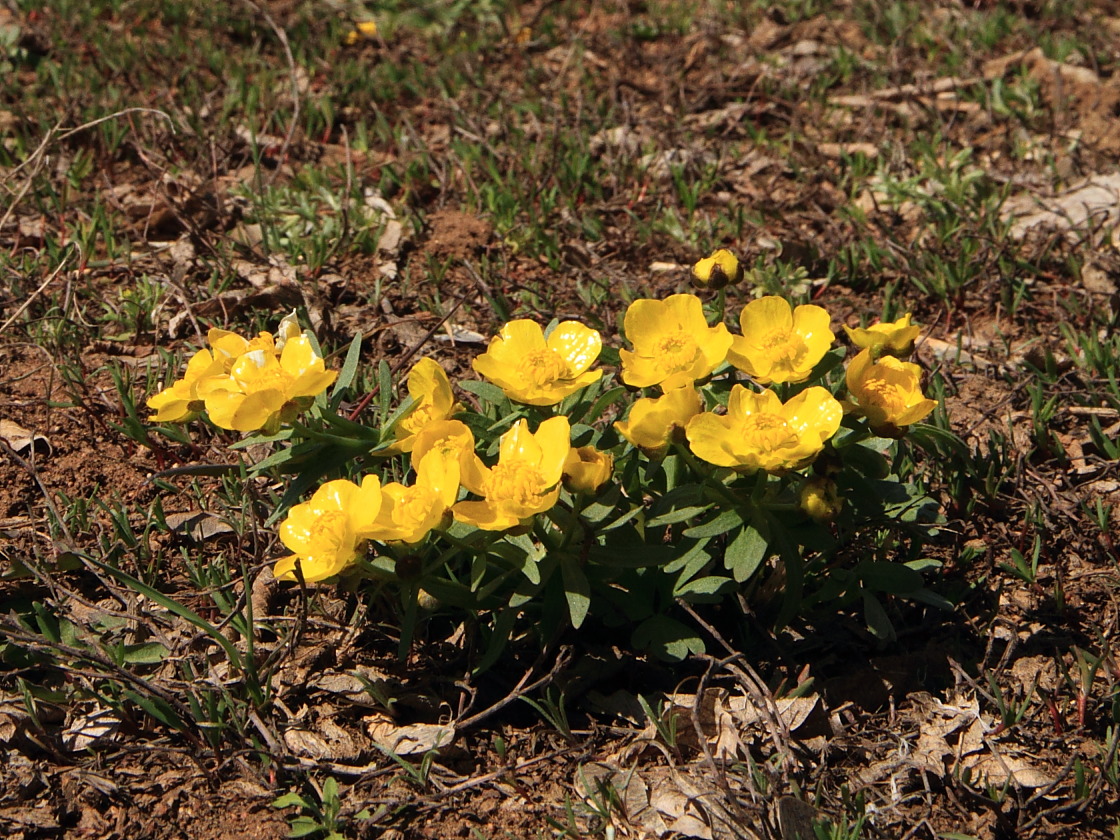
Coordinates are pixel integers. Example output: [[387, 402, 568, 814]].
[[632, 615, 704, 662]]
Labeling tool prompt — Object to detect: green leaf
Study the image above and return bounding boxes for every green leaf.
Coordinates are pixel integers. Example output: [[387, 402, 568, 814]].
[[122, 689, 185, 731], [271, 793, 311, 810], [682, 508, 743, 539], [121, 642, 169, 665], [674, 575, 734, 601], [331, 331, 364, 400], [377, 359, 393, 424], [646, 505, 708, 528], [631, 615, 704, 662], [457, 379, 508, 404], [857, 561, 924, 594], [560, 556, 591, 629], [724, 524, 768, 583], [862, 591, 894, 640], [288, 816, 324, 838]]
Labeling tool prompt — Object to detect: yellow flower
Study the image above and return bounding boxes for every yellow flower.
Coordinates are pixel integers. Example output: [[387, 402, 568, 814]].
[[562, 446, 614, 495], [686, 385, 842, 473], [454, 417, 571, 531], [800, 476, 844, 522], [727, 296, 834, 385], [472, 320, 602, 406], [368, 449, 460, 545], [843, 313, 921, 358], [392, 358, 463, 452], [845, 349, 936, 437], [410, 419, 477, 473], [614, 386, 702, 456], [202, 335, 338, 432], [147, 348, 225, 422], [620, 294, 733, 390], [691, 249, 744, 291], [274, 476, 383, 583], [206, 328, 278, 371], [343, 19, 378, 45]]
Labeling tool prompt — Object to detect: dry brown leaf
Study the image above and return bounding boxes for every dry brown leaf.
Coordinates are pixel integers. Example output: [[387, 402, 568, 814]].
[[1002, 173, 1120, 242], [0, 419, 51, 457], [365, 715, 455, 756], [63, 706, 122, 752]]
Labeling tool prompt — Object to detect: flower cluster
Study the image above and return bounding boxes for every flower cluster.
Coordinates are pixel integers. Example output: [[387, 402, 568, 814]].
[[147, 312, 337, 434], [148, 252, 941, 627]]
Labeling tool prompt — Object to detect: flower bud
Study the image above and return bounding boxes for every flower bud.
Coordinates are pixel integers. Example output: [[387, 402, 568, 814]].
[[691, 249, 744, 291], [800, 476, 844, 523], [562, 446, 614, 495]]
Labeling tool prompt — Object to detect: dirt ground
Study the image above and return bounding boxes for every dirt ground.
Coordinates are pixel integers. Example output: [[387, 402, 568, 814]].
[[3, 1, 1120, 838]]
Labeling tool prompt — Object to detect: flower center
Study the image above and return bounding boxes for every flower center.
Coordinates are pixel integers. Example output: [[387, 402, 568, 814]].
[[654, 331, 699, 372], [862, 377, 907, 415], [759, 330, 805, 367], [485, 460, 548, 507], [517, 349, 569, 388], [741, 412, 792, 453], [308, 510, 354, 560], [395, 485, 438, 528], [401, 400, 437, 434]]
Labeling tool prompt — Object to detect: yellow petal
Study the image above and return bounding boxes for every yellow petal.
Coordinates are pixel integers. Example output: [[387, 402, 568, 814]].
[[547, 322, 602, 376], [685, 412, 740, 468], [738, 296, 793, 336], [532, 416, 573, 487], [623, 299, 677, 352], [453, 499, 521, 531]]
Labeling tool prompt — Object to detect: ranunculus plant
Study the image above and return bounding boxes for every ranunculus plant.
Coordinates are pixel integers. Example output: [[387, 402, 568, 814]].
[[145, 258, 948, 662]]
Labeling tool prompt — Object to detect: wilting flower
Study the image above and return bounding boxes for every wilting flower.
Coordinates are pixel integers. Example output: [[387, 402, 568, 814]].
[[727, 296, 834, 385], [410, 419, 477, 473], [367, 449, 460, 545], [472, 320, 602, 406], [147, 348, 225, 422], [614, 386, 702, 456], [845, 349, 936, 437], [562, 445, 614, 495], [454, 416, 571, 531], [686, 385, 842, 473], [620, 294, 732, 391], [274, 477, 383, 583], [202, 335, 338, 432], [392, 358, 463, 451], [843, 313, 921, 358], [691, 248, 744, 291], [800, 476, 844, 522]]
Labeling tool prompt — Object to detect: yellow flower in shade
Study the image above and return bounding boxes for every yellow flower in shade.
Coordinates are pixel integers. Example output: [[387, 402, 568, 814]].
[[392, 358, 463, 451], [274, 476, 383, 583], [800, 476, 844, 522], [686, 385, 842, 473], [614, 387, 702, 456], [202, 335, 338, 433], [843, 313, 921, 358], [620, 294, 733, 390], [367, 449, 460, 545], [410, 419, 477, 473], [691, 249, 744, 291], [344, 19, 378, 45], [454, 417, 571, 531], [727, 296, 834, 385], [562, 446, 614, 495], [472, 320, 602, 406], [147, 348, 225, 422], [845, 349, 936, 437]]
